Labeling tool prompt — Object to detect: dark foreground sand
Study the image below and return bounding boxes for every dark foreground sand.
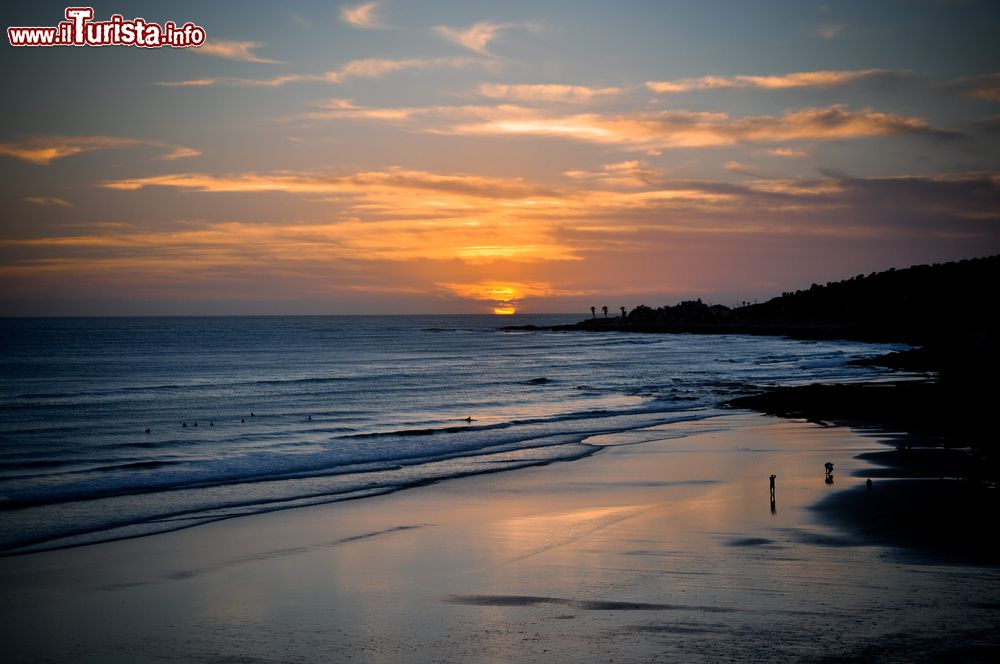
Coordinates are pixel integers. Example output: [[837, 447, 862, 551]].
[[2, 414, 998, 663]]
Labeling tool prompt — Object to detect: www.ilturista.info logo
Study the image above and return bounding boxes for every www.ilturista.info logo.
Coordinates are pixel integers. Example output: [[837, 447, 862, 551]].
[[7, 7, 206, 48]]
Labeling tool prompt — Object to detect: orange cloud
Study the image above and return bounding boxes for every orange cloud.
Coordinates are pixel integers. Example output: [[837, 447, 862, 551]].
[[440, 280, 583, 313], [563, 160, 660, 187], [435, 22, 511, 55], [0, 216, 577, 270], [327, 57, 489, 82], [159, 57, 491, 88], [645, 69, 890, 94], [155, 79, 218, 88], [476, 83, 625, 103], [101, 168, 553, 199], [760, 147, 808, 158], [193, 40, 280, 64], [293, 99, 955, 150], [97, 169, 582, 265], [23, 196, 73, 207], [159, 146, 203, 161], [6, 172, 996, 312], [949, 72, 1000, 103], [724, 160, 757, 175], [0, 135, 200, 165], [340, 2, 383, 29], [440, 105, 955, 150]]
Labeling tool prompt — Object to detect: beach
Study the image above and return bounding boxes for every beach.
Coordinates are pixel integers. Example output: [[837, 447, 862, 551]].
[[3, 413, 998, 663], [5, 0, 1000, 660]]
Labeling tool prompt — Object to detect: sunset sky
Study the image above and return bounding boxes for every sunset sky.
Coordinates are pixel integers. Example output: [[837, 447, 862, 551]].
[[2, 1, 999, 315]]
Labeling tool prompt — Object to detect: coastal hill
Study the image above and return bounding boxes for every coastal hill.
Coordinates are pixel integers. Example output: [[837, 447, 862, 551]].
[[531, 255, 998, 348], [508, 256, 999, 461]]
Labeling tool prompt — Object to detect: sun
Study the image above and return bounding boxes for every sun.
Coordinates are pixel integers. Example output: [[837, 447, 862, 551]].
[[493, 306, 516, 315]]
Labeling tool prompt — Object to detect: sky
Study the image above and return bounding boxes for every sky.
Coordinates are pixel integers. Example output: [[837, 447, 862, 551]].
[[1, 0, 999, 315]]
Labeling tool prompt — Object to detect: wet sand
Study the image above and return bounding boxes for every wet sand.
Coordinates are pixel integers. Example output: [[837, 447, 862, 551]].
[[2, 414, 999, 662]]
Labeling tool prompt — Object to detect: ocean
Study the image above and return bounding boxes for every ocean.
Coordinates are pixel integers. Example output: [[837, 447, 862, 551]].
[[0, 315, 905, 554]]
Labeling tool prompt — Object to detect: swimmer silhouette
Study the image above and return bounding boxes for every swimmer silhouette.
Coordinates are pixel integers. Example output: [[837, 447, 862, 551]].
[[210, 421, 213, 426], [182, 422, 187, 428], [307, 415, 312, 421], [145, 427, 150, 434], [193, 421, 198, 427], [465, 416, 474, 422], [251, 412, 255, 417], [866, 478, 873, 490], [241, 418, 245, 423]]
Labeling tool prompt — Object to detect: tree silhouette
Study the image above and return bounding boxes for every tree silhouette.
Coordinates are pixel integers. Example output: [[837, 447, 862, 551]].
[[602, 305, 608, 318], [590, 306, 596, 319]]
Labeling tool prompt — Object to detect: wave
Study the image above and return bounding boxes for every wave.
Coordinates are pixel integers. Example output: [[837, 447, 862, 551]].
[[339, 405, 672, 440], [0, 404, 722, 555], [0, 439, 605, 555]]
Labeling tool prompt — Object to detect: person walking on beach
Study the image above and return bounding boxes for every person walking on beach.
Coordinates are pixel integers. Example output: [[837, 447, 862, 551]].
[[769, 474, 776, 500]]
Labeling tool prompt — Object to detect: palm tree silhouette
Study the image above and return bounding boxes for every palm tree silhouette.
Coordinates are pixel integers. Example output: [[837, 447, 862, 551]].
[[602, 305, 608, 318], [590, 306, 596, 319]]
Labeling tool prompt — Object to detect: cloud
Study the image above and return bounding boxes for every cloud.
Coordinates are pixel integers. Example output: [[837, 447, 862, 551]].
[[476, 83, 625, 103], [435, 21, 522, 56], [0, 135, 200, 165], [970, 115, 1000, 134], [300, 98, 435, 122], [219, 74, 319, 88], [645, 69, 893, 94], [439, 280, 583, 312], [948, 72, 1000, 103], [155, 79, 219, 88], [158, 57, 490, 88], [7, 170, 997, 314], [760, 147, 808, 158], [327, 57, 487, 82], [436, 104, 959, 150], [24, 196, 73, 208], [292, 96, 956, 150], [340, 2, 383, 29], [816, 23, 846, 40], [159, 146, 203, 161], [723, 160, 758, 175], [102, 167, 996, 236], [564, 160, 661, 187], [193, 40, 281, 64], [0, 136, 139, 165], [101, 168, 554, 200]]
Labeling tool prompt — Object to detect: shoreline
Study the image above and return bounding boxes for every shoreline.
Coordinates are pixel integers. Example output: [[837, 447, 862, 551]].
[[3, 414, 999, 661], [725, 379, 1000, 565], [725, 379, 997, 481]]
